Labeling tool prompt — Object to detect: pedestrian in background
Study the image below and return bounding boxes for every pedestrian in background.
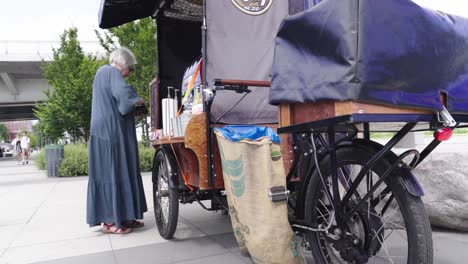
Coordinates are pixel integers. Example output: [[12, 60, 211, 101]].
[[11, 134, 22, 165], [86, 47, 147, 234], [20, 132, 30, 165]]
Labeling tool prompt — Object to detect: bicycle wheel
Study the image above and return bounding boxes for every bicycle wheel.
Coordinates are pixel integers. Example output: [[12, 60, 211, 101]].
[[153, 151, 179, 239], [305, 145, 432, 264]]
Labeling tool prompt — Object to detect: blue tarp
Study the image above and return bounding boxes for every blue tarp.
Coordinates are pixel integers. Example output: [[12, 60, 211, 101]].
[[214, 125, 281, 144], [270, 0, 468, 114]]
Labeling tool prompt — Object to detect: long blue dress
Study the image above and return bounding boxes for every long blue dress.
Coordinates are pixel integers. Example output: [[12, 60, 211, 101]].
[[86, 65, 147, 228]]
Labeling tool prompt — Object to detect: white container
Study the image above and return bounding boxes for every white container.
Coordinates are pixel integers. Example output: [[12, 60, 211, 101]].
[[162, 98, 177, 136], [162, 99, 169, 136], [180, 114, 192, 135]]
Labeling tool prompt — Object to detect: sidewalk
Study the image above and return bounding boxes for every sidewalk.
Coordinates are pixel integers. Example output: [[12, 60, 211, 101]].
[[0, 156, 254, 264], [0, 153, 467, 263]]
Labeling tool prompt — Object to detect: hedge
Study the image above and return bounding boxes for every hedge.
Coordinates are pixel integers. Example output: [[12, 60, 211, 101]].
[[58, 144, 88, 177], [36, 144, 155, 176], [36, 149, 46, 170]]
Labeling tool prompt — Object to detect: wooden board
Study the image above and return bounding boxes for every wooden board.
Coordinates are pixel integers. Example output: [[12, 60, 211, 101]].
[[177, 145, 200, 188], [184, 113, 224, 190], [279, 134, 294, 176], [279, 101, 433, 127], [151, 136, 185, 146]]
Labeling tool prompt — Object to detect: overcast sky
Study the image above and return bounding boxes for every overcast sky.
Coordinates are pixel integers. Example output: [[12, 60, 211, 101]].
[[0, 0, 102, 42], [0, 0, 467, 43]]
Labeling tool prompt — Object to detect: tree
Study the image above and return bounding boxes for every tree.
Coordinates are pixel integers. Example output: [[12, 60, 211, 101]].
[[36, 28, 105, 143], [29, 134, 37, 149], [96, 18, 157, 145], [0, 123, 8, 142], [32, 121, 47, 148]]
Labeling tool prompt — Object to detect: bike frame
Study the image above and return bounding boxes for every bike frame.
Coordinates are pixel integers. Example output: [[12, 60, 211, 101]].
[[279, 113, 468, 230]]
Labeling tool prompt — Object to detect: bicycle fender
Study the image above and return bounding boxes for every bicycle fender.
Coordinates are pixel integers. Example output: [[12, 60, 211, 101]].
[[352, 139, 424, 197], [153, 147, 179, 189], [394, 167, 425, 197]]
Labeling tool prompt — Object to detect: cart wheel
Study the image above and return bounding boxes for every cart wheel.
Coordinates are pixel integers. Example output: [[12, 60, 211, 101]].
[[305, 145, 433, 264], [153, 151, 179, 239]]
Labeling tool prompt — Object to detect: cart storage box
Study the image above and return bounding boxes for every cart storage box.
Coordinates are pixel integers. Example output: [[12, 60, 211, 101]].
[[270, 0, 468, 114]]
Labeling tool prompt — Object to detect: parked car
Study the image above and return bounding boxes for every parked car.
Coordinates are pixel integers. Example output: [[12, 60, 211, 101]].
[[0, 143, 14, 158]]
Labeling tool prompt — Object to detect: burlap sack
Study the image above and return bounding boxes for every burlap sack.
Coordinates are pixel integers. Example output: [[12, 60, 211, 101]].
[[215, 132, 305, 264]]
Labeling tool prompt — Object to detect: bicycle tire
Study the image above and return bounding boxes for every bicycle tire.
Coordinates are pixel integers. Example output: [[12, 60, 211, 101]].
[[305, 145, 433, 264], [153, 151, 179, 239]]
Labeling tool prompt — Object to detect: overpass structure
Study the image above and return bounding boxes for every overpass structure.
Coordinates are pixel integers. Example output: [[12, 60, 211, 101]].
[[0, 40, 104, 121]]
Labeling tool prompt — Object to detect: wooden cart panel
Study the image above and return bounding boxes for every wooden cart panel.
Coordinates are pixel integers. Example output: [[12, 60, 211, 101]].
[[279, 101, 432, 128]]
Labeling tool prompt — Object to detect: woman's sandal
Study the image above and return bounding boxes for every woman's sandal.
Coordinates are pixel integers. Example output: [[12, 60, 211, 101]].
[[122, 220, 144, 228], [102, 223, 132, 234]]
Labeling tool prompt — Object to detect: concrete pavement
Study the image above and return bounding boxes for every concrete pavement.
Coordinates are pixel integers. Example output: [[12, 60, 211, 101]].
[[0, 147, 467, 263], [0, 156, 254, 264]]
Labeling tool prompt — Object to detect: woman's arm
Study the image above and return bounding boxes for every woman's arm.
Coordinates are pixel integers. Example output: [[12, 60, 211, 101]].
[[109, 68, 141, 115]]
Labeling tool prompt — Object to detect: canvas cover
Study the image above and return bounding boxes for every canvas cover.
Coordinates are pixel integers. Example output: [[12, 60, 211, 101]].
[[206, 0, 289, 124], [98, 0, 157, 29], [270, 0, 468, 114], [288, 0, 322, 15]]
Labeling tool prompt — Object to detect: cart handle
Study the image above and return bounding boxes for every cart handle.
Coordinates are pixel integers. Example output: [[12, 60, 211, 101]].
[[214, 79, 271, 87]]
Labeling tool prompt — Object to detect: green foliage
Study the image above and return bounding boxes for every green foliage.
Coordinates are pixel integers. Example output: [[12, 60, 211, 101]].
[[37, 144, 154, 176], [36, 27, 106, 142], [453, 128, 468, 134], [139, 145, 155, 172], [370, 132, 395, 139], [32, 122, 46, 148], [0, 123, 7, 142], [29, 134, 37, 149], [35, 148, 46, 170], [424, 128, 468, 136], [58, 144, 88, 177], [96, 18, 157, 145]]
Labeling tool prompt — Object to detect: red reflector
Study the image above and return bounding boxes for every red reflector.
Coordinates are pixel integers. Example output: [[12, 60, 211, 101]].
[[434, 127, 453, 141]]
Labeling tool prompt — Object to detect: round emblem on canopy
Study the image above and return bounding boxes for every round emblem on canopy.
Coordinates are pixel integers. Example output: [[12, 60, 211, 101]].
[[230, 0, 273, 16]]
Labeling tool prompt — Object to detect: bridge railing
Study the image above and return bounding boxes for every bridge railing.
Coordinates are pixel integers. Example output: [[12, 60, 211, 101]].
[[0, 40, 107, 61]]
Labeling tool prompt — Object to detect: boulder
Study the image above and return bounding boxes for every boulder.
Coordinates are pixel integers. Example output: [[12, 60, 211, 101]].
[[413, 152, 468, 231]]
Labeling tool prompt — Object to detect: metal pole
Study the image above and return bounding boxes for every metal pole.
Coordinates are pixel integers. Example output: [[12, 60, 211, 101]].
[[202, 0, 214, 187], [202, 0, 207, 95]]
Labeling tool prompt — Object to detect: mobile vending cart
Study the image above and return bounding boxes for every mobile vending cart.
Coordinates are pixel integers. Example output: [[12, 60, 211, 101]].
[[99, 1, 468, 263]]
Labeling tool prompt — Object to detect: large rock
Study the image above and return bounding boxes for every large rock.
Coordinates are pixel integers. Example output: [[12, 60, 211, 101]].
[[413, 152, 468, 231]]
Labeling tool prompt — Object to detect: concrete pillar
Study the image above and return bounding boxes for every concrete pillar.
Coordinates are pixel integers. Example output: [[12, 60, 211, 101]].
[[395, 131, 425, 148]]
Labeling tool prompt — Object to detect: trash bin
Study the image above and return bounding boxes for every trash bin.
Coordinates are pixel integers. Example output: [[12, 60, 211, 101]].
[[214, 125, 305, 264], [45, 145, 64, 177]]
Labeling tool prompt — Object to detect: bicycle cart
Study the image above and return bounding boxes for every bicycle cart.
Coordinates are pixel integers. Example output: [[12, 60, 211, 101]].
[[99, 0, 468, 263]]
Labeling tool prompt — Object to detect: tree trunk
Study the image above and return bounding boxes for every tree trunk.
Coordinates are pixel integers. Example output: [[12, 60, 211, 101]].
[[72, 129, 76, 144]]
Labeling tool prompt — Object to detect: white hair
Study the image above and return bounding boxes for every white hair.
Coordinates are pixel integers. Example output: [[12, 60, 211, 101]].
[[109, 47, 137, 70]]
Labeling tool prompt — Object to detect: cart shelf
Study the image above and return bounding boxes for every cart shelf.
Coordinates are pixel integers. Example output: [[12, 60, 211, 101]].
[[152, 136, 185, 146]]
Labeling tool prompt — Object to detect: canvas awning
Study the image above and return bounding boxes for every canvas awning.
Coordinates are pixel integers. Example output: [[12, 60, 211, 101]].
[[98, 0, 159, 29], [98, 0, 203, 29]]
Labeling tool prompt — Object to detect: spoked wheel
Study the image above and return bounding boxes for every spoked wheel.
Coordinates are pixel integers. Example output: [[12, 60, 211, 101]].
[[153, 151, 179, 239], [305, 145, 433, 264]]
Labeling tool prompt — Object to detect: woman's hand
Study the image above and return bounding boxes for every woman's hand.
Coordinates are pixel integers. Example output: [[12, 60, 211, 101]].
[[136, 98, 145, 106], [134, 99, 148, 117]]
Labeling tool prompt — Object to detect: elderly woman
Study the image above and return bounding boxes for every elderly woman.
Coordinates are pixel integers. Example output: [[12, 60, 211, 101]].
[[87, 47, 147, 234]]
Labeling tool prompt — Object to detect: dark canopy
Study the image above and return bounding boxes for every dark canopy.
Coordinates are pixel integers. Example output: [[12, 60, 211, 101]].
[[98, 0, 159, 29], [270, 0, 468, 114], [98, 0, 203, 28]]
